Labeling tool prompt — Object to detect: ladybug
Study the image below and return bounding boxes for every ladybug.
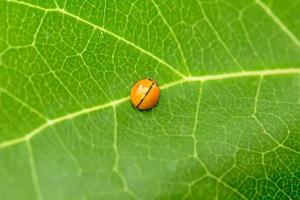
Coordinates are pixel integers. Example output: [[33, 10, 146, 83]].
[[130, 79, 160, 110]]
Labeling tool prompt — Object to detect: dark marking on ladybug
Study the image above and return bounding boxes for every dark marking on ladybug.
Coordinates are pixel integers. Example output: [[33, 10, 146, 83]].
[[136, 81, 155, 109]]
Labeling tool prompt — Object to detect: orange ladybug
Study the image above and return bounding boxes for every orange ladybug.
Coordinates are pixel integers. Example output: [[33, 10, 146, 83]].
[[130, 79, 160, 110]]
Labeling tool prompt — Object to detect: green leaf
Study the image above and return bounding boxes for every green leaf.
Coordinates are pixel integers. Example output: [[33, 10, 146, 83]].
[[1, 0, 300, 199]]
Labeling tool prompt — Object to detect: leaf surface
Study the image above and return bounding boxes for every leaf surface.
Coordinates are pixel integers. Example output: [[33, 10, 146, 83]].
[[0, 0, 300, 199]]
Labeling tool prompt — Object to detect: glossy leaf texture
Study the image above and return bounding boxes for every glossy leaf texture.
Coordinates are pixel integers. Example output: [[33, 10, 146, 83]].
[[0, 0, 300, 199]]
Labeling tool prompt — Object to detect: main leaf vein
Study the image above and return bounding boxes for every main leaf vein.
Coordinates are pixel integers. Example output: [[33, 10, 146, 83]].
[[1, 68, 300, 149]]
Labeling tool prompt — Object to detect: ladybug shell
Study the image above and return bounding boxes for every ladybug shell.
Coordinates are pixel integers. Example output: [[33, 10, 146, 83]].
[[130, 79, 160, 110]]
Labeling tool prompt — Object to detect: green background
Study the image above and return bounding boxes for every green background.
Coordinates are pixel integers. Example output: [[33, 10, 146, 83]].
[[0, 0, 300, 199]]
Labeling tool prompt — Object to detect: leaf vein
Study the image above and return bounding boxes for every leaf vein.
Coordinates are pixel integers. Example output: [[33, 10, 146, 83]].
[[255, 0, 300, 48], [150, 0, 191, 75], [5, 0, 186, 78], [0, 86, 48, 120], [26, 141, 43, 200], [0, 68, 299, 149]]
